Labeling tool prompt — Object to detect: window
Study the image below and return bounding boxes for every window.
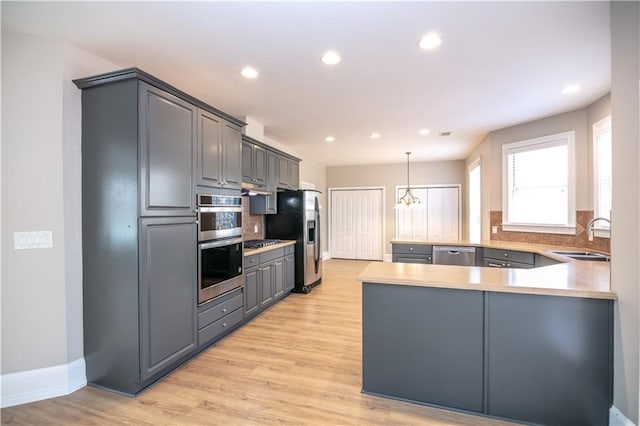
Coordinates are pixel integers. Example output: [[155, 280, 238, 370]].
[[593, 116, 611, 235], [502, 131, 576, 234], [468, 159, 482, 242]]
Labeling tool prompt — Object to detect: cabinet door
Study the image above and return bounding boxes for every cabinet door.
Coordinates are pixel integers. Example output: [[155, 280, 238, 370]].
[[242, 141, 254, 182], [288, 159, 299, 190], [244, 267, 259, 316], [197, 109, 222, 188], [277, 156, 290, 189], [222, 121, 242, 189], [265, 151, 278, 214], [139, 217, 197, 381], [253, 145, 267, 187], [259, 263, 273, 308], [273, 258, 284, 299], [139, 82, 196, 216], [284, 254, 295, 292]]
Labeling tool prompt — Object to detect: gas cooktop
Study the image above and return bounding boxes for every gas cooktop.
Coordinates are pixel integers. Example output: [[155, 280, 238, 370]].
[[243, 239, 282, 249]]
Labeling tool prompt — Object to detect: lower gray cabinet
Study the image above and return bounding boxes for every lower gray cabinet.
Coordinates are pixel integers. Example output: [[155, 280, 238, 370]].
[[139, 218, 197, 382], [362, 283, 485, 413], [197, 289, 244, 347], [284, 248, 295, 292], [392, 243, 433, 264], [486, 292, 612, 426], [244, 245, 294, 318], [244, 265, 259, 317]]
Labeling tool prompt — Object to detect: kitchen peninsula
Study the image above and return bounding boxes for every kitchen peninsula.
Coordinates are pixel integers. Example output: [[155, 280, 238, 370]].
[[358, 242, 615, 426]]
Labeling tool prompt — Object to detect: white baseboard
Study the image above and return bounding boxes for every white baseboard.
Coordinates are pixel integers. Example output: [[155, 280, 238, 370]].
[[0, 358, 86, 408], [610, 406, 636, 426], [383, 253, 392, 263], [322, 251, 331, 260]]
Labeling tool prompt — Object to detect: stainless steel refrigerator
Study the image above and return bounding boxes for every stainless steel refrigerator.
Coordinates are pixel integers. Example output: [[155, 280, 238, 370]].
[[265, 189, 322, 293]]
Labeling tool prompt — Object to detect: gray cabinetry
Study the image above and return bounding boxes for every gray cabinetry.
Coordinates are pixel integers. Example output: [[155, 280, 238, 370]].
[[242, 139, 267, 187], [483, 248, 534, 269], [363, 283, 484, 412], [197, 289, 244, 347], [249, 150, 278, 215], [284, 245, 295, 292], [243, 245, 294, 318], [75, 68, 245, 395], [197, 109, 242, 190], [139, 218, 197, 381], [277, 155, 299, 190], [486, 292, 612, 426], [139, 81, 196, 216], [243, 262, 260, 317], [391, 243, 433, 264], [362, 281, 613, 426]]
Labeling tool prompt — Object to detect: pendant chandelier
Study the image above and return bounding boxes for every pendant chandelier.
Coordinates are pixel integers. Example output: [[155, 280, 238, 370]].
[[397, 152, 421, 208]]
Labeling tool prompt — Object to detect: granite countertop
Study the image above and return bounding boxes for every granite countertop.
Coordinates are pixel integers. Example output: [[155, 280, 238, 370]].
[[243, 240, 296, 256], [359, 240, 615, 300]]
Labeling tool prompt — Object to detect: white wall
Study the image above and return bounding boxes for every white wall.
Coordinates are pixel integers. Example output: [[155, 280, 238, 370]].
[[1, 31, 117, 400], [610, 1, 640, 422]]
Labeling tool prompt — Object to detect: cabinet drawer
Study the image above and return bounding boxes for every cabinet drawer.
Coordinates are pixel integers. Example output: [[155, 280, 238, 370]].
[[284, 244, 295, 255], [392, 244, 432, 255], [198, 293, 243, 329], [483, 259, 534, 269], [394, 254, 433, 264], [245, 254, 260, 269], [484, 248, 534, 265], [260, 247, 285, 263], [198, 307, 243, 346]]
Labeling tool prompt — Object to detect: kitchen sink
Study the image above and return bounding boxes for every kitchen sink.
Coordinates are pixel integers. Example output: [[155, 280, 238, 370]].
[[551, 250, 610, 262]]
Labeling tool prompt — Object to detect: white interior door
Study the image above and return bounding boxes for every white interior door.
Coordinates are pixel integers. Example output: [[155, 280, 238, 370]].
[[331, 189, 383, 260], [427, 187, 460, 240]]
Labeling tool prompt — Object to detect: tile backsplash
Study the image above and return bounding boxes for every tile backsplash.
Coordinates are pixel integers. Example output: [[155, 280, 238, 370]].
[[490, 210, 610, 253], [242, 196, 265, 240]]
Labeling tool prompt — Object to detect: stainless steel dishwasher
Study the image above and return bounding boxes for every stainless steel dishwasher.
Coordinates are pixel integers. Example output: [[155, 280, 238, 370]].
[[433, 246, 476, 266]]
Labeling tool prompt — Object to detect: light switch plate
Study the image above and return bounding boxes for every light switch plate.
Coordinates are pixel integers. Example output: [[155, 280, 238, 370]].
[[492, 226, 498, 234], [14, 231, 53, 250]]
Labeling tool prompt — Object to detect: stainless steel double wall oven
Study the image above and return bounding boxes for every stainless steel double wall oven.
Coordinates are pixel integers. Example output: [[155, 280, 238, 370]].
[[197, 193, 243, 304]]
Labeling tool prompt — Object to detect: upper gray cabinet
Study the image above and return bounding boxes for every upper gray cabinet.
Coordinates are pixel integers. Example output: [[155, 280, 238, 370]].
[[197, 109, 242, 190], [139, 81, 196, 216], [278, 155, 299, 190], [242, 140, 267, 187]]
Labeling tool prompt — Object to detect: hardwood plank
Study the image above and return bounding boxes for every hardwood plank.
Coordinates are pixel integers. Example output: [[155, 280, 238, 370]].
[[1, 259, 518, 425]]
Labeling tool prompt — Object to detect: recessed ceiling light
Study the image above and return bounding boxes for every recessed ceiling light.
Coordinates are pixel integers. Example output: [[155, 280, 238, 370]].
[[370, 132, 381, 139], [325, 136, 335, 142], [321, 50, 341, 65], [561, 84, 581, 94], [419, 128, 431, 135], [418, 33, 442, 50], [240, 66, 258, 79]]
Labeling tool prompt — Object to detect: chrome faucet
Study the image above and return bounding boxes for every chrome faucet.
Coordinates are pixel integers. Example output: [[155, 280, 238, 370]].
[[586, 217, 611, 241]]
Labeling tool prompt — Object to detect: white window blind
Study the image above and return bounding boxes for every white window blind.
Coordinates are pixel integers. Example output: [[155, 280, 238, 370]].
[[502, 131, 575, 234], [593, 117, 612, 228]]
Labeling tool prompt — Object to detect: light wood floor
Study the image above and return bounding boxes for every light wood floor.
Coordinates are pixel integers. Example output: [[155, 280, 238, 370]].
[[2, 259, 516, 425]]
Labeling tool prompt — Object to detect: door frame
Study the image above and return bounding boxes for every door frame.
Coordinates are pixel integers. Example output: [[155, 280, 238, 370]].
[[394, 183, 462, 241], [328, 186, 386, 261]]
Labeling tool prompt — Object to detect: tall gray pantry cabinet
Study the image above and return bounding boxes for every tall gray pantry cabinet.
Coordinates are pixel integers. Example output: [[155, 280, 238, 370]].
[[74, 68, 245, 395]]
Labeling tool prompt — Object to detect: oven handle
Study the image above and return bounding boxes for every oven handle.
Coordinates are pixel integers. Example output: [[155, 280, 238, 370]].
[[199, 237, 243, 250], [198, 206, 242, 213]]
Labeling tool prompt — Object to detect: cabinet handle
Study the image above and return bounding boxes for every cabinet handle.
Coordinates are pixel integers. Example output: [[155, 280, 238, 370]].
[[504, 253, 509, 257], [409, 247, 414, 251], [222, 323, 227, 327], [488, 262, 504, 268], [222, 308, 227, 313]]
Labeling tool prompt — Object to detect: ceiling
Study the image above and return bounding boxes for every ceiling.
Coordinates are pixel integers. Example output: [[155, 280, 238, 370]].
[[2, 1, 611, 166]]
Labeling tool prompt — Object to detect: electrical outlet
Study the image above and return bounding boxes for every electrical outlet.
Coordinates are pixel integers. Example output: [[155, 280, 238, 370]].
[[254, 224, 259, 233], [14, 231, 53, 250], [492, 226, 498, 234]]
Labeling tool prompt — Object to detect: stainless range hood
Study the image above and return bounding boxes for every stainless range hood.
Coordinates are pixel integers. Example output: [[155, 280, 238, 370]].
[[241, 182, 272, 196]]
